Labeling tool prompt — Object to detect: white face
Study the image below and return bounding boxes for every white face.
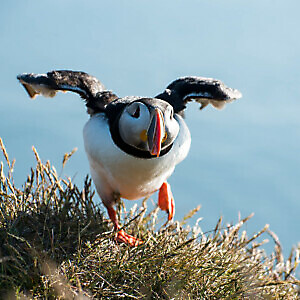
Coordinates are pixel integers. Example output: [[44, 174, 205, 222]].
[[118, 101, 179, 154]]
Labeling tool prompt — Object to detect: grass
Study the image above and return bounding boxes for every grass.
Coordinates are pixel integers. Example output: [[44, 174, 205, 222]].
[[0, 137, 299, 299]]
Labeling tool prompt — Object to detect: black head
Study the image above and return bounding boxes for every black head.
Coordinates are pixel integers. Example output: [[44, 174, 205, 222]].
[[106, 97, 179, 159]]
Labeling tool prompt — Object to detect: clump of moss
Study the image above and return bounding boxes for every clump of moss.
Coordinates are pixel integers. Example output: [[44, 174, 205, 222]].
[[0, 137, 299, 299]]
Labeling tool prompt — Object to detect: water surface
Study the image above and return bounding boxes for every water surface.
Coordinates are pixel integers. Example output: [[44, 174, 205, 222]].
[[1, 1, 299, 264]]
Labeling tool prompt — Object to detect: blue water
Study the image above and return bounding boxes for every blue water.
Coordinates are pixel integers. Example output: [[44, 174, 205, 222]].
[[1, 1, 299, 266]]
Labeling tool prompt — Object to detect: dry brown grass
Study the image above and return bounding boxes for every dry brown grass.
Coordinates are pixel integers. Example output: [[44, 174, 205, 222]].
[[0, 137, 299, 299]]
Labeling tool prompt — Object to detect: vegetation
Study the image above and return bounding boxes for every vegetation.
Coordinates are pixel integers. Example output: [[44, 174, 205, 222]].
[[0, 137, 299, 299]]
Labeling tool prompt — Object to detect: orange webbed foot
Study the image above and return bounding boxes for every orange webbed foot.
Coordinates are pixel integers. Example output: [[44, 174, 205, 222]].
[[158, 181, 175, 221], [116, 229, 143, 247], [106, 205, 143, 247]]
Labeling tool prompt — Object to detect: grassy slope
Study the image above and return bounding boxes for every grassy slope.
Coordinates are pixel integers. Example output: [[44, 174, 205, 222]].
[[0, 138, 299, 299]]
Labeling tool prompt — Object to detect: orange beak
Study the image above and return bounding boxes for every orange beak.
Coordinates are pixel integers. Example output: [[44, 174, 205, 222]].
[[147, 108, 165, 157]]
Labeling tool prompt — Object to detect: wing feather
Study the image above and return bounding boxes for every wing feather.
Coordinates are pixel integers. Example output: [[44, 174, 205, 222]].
[[155, 76, 242, 113], [17, 70, 118, 114]]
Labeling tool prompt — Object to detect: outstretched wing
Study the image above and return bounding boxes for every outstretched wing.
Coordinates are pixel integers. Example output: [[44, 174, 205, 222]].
[[155, 76, 242, 113], [17, 70, 118, 114]]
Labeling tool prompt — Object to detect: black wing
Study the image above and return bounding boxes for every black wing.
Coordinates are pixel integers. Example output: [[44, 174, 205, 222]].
[[17, 70, 118, 114], [155, 76, 242, 113]]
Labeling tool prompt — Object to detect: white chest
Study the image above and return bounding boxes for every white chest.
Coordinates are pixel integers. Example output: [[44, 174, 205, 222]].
[[83, 113, 191, 201]]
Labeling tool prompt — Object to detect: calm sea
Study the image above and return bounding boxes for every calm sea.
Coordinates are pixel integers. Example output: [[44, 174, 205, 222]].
[[1, 1, 299, 269]]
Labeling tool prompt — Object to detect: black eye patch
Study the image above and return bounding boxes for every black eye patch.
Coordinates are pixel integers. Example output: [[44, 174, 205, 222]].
[[132, 105, 140, 118]]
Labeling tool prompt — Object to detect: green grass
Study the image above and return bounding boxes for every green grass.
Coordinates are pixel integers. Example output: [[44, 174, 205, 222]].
[[0, 137, 299, 299]]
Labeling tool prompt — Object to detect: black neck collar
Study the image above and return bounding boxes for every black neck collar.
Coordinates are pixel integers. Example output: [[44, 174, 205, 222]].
[[109, 118, 173, 159]]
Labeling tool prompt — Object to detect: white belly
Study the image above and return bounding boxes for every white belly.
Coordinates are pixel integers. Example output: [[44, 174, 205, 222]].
[[83, 113, 191, 204]]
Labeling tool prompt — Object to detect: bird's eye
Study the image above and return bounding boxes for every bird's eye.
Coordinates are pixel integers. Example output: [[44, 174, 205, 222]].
[[170, 110, 173, 120], [132, 106, 140, 118]]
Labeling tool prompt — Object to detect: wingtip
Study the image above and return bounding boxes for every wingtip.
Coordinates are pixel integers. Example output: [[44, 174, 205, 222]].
[[17, 73, 29, 82], [21, 83, 38, 99], [233, 89, 242, 100], [17, 73, 41, 99], [17, 76, 38, 99], [222, 87, 242, 101]]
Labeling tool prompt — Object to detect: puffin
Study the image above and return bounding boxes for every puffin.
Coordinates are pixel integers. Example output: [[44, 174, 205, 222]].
[[17, 70, 242, 246]]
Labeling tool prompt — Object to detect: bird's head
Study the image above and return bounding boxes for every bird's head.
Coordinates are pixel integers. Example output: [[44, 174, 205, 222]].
[[118, 99, 179, 157]]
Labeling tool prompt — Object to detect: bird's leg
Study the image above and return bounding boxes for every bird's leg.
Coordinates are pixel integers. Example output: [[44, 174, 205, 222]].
[[105, 204, 143, 247], [158, 181, 175, 221]]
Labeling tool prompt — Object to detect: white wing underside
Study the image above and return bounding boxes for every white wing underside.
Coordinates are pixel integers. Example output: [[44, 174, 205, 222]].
[[196, 98, 234, 110], [18, 79, 86, 99]]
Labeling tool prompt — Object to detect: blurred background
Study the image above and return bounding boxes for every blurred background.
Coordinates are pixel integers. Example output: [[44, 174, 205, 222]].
[[1, 1, 299, 260]]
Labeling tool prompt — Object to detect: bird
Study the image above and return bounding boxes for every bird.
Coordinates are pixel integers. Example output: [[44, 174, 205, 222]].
[[17, 70, 242, 246]]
